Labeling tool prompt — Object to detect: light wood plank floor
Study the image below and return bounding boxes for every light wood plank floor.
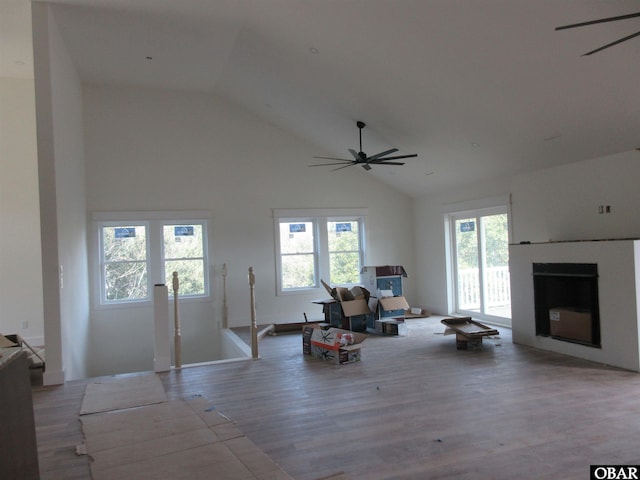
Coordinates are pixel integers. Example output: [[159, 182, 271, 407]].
[[33, 316, 640, 479]]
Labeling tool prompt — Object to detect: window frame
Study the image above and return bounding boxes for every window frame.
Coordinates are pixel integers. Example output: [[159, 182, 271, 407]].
[[98, 220, 151, 305], [273, 208, 367, 296], [442, 195, 512, 326], [91, 211, 211, 308]]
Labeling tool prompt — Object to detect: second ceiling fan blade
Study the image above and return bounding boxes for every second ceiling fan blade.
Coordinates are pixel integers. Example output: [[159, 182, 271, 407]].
[[313, 155, 352, 161], [583, 29, 640, 55], [348, 149, 366, 161], [369, 153, 418, 163], [555, 12, 640, 30], [375, 161, 405, 166], [309, 161, 355, 167], [332, 163, 358, 172], [367, 148, 398, 161]]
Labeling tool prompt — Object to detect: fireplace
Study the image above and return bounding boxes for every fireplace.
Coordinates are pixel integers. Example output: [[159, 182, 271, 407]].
[[532, 263, 600, 348], [509, 239, 640, 372]]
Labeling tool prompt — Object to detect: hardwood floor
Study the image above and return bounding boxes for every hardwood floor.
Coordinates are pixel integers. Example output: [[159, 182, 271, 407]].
[[32, 316, 640, 479]]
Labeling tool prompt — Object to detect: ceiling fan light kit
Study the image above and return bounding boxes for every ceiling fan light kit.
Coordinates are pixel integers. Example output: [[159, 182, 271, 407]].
[[309, 121, 417, 172]]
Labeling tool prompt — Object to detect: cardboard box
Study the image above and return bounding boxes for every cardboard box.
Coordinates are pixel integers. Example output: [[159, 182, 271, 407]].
[[320, 279, 370, 303], [375, 318, 408, 336], [302, 324, 367, 364], [378, 296, 410, 313], [360, 266, 407, 298], [0, 334, 18, 348], [549, 307, 592, 343], [360, 265, 408, 285], [309, 344, 362, 364], [404, 307, 431, 318], [455, 333, 483, 351], [340, 298, 371, 317], [311, 298, 373, 331], [314, 280, 374, 331], [377, 295, 411, 320]]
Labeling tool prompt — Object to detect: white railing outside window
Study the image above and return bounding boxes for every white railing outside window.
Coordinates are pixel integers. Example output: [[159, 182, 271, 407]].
[[458, 266, 511, 310]]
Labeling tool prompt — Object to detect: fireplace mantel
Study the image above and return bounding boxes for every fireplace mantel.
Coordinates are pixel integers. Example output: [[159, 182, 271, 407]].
[[509, 239, 640, 371]]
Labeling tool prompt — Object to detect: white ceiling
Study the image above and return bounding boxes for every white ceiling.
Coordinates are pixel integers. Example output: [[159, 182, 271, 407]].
[[3, 0, 640, 197]]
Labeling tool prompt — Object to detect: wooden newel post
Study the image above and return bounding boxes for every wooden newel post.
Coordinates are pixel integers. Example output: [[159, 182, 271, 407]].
[[173, 271, 182, 368], [248, 267, 258, 359]]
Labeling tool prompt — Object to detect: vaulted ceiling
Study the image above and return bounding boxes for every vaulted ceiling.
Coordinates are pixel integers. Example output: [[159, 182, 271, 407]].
[[3, 0, 640, 196]]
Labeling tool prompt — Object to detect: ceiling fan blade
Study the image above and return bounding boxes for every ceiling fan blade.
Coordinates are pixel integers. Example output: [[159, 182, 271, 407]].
[[313, 156, 352, 161], [369, 153, 417, 163], [375, 161, 405, 166], [555, 12, 640, 30], [332, 163, 357, 172], [309, 161, 354, 167], [367, 148, 398, 161], [361, 164, 372, 171], [348, 149, 365, 161], [583, 29, 640, 55]]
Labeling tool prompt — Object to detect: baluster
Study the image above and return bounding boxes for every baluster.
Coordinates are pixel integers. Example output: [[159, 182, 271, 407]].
[[173, 271, 182, 368], [248, 267, 258, 359]]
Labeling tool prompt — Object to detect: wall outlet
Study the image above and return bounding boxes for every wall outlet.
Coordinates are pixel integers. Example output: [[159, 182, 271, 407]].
[[22, 321, 28, 329]]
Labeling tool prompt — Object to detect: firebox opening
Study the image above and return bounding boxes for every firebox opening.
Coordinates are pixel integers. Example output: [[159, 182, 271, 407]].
[[533, 263, 601, 348]]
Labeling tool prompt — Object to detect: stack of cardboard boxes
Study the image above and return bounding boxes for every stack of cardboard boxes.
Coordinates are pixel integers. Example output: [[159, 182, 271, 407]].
[[311, 266, 428, 337], [305, 266, 435, 364]]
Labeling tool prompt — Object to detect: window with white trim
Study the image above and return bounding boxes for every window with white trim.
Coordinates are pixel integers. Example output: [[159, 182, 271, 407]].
[[162, 224, 206, 296], [274, 209, 366, 294], [93, 212, 210, 305], [101, 224, 149, 302]]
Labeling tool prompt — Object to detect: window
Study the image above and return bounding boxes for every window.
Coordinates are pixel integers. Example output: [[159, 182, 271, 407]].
[[93, 212, 210, 306], [327, 220, 361, 285], [101, 224, 148, 301], [274, 209, 366, 294], [278, 221, 317, 289], [163, 224, 206, 296]]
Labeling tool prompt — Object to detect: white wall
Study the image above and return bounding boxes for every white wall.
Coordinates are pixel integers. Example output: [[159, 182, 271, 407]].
[[414, 149, 640, 317], [0, 77, 45, 344], [83, 84, 416, 376], [32, 3, 89, 382], [510, 151, 640, 243]]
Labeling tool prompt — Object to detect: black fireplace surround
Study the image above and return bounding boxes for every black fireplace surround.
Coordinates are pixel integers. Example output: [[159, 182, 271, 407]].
[[533, 263, 601, 348]]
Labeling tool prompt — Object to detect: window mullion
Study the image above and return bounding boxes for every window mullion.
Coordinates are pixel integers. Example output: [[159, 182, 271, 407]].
[[317, 218, 329, 284], [148, 221, 163, 287], [477, 215, 487, 314]]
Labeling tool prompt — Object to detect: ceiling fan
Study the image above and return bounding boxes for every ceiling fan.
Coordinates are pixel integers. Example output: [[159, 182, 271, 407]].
[[309, 121, 417, 171], [555, 12, 640, 56]]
